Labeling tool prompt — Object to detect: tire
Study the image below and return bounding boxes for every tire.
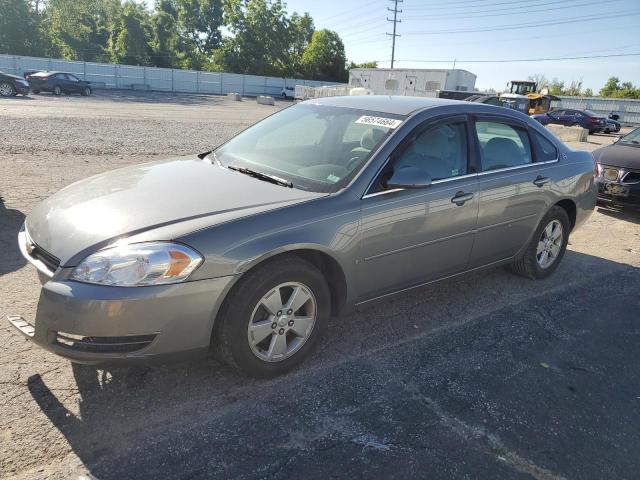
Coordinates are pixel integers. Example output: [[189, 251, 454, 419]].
[[81, 87, 91, 96], [0, 81, 16, 97], [214, 256, 330, 378], [53, 85, 62, 95], [33, 90, 40, 94], [508, 206, 570, 280]]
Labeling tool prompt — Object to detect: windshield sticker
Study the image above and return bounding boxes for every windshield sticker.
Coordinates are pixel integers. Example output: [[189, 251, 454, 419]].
[[355, 116, 402, 129], [327, 174, 340, 183]]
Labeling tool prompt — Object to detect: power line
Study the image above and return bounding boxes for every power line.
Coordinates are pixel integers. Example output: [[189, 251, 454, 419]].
[[401, 0, 582, 11], [391, 52, 640, 64], [386, 0, 402, 68], [402, 11, 639, 35], [403, 0, 622, 20]]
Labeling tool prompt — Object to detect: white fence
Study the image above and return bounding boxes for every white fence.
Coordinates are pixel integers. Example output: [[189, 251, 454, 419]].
[[554, 96, 640, 125], [0, 54, 344, 97]]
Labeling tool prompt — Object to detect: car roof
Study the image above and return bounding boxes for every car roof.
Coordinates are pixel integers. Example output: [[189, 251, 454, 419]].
[[303, 95, 462, 116]]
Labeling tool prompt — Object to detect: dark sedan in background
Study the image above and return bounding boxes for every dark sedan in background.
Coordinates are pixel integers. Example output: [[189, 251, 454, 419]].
[[532, 108, 606, 133], [26, 71, 92, 96], [594, 127, 640, 208], [0, 71, 30, 97]]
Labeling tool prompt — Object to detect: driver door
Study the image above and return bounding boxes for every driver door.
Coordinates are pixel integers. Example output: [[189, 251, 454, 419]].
[[357, 116, 479, 301]]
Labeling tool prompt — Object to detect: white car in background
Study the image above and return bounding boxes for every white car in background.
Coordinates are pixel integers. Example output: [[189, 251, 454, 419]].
[[281, 86, 295, 99]]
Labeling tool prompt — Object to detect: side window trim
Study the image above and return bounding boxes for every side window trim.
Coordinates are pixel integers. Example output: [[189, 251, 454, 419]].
[[362, 114, 475, 198]]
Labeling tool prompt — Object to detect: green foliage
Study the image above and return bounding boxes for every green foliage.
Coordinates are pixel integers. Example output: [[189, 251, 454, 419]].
[[0, 0, 350, 82], [107, 1, 152, 65], [348, 60, 378, 70], [0, 0, 43, 55], [599, 76, 640, 99], [301, 29, 347, 82]]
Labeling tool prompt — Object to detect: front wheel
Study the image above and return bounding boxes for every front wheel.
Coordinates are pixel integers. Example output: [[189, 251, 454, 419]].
[[53, 85, 62, 95], [0, 81, 16, 97], [81, 87, 91, 96], [508, 206, 570, 280], [214, 257, 330, 378]]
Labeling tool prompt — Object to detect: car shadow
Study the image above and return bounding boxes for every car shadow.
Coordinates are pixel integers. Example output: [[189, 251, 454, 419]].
[[96, 90, 229, 106], [0, 196, 26, 276], [25, 250, 640, 479], [596, 205, 640, 225]]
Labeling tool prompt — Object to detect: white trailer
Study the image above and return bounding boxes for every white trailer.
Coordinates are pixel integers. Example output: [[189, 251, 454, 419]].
[[348, 68, 477, 97]]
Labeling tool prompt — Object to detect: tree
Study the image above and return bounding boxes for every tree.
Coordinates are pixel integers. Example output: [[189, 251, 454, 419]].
[[301, 29, 347, 82], [0, 0, 43, 55], [286, 12, 314, 77], [107, 1, 152, 65], [216, 0, 292, 76], [527, 73, 549, 90], [547, 78, 565, 96], [599, 76, 640, 99], [151, 0, 181, 68], [172, 0, 223, 56], [42, 0, 119, 61], [583, 88, 593, 97], [348, 60, 378, 70]]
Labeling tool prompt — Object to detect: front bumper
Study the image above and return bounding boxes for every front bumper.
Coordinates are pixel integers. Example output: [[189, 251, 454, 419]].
[[8, 276, 234, 364], [9, 227, 236, 363], [596, 178, 640, 208], [15, 83, 30, 95]]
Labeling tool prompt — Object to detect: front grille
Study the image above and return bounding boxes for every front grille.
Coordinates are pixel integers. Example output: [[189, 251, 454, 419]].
[[622, 171, 640, 184], [54, 332, 157, 354], [30, 244, 61, 272]]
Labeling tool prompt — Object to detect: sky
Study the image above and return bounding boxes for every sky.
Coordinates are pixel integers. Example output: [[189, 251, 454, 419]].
[[284, 0, 640, 91]]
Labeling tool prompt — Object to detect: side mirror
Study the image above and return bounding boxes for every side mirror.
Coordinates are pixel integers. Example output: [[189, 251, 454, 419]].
[[385, 166, 432, 190]]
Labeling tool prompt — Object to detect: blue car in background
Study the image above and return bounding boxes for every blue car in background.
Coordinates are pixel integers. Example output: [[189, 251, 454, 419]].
[[532, 108, 606, 134]]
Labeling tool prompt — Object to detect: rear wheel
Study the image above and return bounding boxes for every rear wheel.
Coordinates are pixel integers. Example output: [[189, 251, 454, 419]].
[[508, 206, 570, 280], [214, 256, 330, 378], [53, 85, 62, 95], [0, 81, 16, 97]]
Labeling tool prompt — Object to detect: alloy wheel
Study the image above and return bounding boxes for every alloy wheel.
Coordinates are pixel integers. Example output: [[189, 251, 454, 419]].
[[536, 219, 563, 269], [247, 282, 317, 362], [0, 82, 14, 97]]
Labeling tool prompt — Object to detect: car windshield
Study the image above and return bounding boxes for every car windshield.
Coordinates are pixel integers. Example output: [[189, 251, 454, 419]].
[[215, 103, 404, 193], [618, 128, 640, 146]]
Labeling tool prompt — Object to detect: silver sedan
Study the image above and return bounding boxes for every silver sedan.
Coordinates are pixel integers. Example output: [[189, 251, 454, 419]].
[[8, 96, 597, 377]]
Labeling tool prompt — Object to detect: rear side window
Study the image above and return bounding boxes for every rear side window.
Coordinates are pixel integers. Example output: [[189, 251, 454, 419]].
[[532, 131, 558, 162], [475, 121, 532, 171]]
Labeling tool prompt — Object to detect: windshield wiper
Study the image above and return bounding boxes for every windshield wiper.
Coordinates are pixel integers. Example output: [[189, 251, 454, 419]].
[[227, 165, 293, 188]]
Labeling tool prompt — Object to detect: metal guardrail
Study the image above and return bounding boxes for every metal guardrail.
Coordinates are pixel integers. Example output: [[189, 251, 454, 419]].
[[0, 54, 345, 97]]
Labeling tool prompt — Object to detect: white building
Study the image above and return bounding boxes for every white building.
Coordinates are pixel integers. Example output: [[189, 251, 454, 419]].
[[348, 68, 477, 97]]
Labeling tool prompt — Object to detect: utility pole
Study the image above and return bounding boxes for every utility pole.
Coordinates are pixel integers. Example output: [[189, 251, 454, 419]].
[[386, 0, 402, 69]]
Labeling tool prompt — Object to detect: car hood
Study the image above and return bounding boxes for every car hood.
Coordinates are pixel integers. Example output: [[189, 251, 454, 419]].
[[26, 156, 325, 266], [593, 144, 640, 170], [3, 73, 25, 81]]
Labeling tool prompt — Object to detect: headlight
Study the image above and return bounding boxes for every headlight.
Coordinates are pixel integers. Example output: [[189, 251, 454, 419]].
[[70, 242, 203, 287]]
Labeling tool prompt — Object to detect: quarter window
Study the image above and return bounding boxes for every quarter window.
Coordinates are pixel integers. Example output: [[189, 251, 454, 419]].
[[532, 131, 558, 162], [393, 122, 468, 181], [475, 121, 532, 171]]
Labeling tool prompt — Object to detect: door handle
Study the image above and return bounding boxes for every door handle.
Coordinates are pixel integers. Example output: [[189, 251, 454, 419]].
[[533, 176, 551, 187], [451, 191, 474, 206]]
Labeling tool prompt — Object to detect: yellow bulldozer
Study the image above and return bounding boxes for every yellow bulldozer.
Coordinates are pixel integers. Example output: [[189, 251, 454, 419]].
[[499, 80, 560, 115]]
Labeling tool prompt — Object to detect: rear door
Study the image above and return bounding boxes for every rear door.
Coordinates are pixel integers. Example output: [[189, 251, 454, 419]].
[[358, 115, 479, 300], [468, 116, 550, 268]]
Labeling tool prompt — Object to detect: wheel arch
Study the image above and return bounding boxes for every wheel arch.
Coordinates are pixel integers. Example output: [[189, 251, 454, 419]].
[[553, 198, 577, 231], [235, 245, 349, 316]]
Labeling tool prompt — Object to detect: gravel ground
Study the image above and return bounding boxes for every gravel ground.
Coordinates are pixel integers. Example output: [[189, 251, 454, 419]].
[[1, 92, 639, 480]]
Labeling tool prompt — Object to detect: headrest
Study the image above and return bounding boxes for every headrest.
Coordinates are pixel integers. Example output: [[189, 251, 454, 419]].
[[360, 128, 386, 150], [484, 137, 521, 162], [413, 128, 449, 155]]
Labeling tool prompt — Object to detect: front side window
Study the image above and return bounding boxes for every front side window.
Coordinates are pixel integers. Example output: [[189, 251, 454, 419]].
[[215, 104, 404, 193], [393, 122, 468, 181], [475, 121, 532, 171]]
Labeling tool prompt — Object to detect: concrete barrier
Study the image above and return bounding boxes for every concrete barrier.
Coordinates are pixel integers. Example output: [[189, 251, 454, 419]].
[[546, 124, 589, 142], [227, 92, 241, 101], [257, 95, 275, 106]]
